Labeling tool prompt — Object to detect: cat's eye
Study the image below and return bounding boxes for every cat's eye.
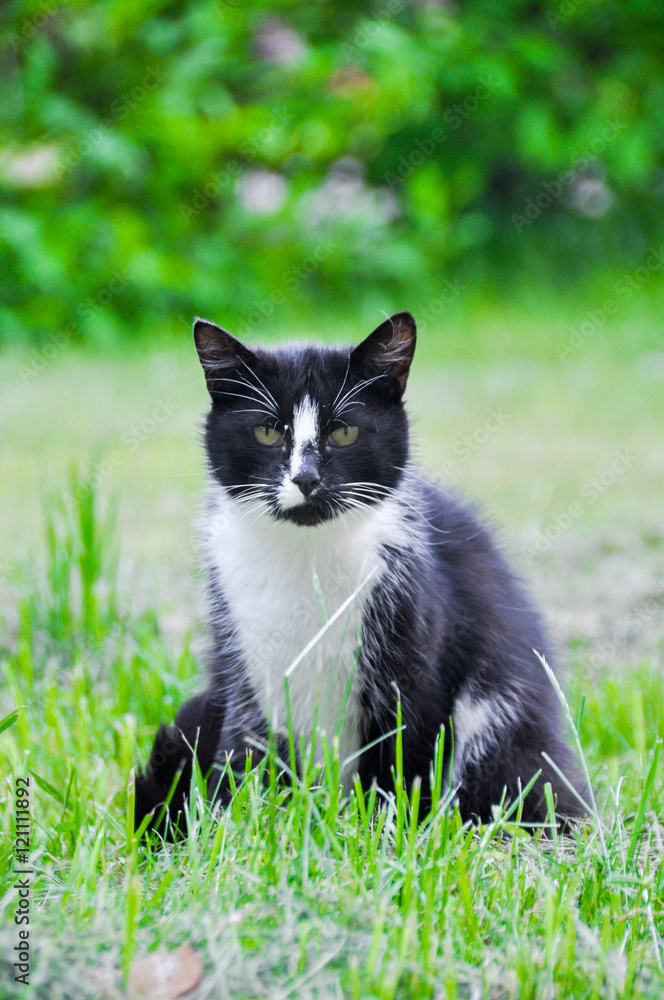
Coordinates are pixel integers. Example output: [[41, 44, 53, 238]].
[[253, 425, 284, 447], [329, 425, 360, 447]]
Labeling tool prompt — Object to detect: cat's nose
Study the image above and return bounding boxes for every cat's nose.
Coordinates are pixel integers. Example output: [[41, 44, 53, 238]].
[[292, 470, 321, 497]]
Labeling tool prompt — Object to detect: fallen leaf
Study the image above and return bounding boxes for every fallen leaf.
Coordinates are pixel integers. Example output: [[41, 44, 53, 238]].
[[127, 945, 203, 1000]]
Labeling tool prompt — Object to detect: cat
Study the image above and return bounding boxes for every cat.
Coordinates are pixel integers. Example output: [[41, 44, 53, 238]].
[[134, 311, 584, 835]]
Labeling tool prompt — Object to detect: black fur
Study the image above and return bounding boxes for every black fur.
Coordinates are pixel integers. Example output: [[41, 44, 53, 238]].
[[135, 690, 226, 837], [134, 312, 584, 835], [355, 480, 581, 822]]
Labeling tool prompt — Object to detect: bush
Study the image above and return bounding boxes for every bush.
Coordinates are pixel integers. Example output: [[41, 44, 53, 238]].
[[2, 0, 664, 344]]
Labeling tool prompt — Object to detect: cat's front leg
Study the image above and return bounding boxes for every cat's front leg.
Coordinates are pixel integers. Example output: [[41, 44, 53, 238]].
[[134, 689, 226, 837], [208, 693, 295, 805]]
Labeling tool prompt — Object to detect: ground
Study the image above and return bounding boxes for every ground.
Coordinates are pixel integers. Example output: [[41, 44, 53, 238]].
[[0, 312, 662, 998], [4, 325, 662, 661]]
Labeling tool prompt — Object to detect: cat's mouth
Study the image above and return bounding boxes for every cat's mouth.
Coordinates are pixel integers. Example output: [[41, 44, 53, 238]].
[[274, 496, 340, 527], [226, 485, 382, 527], [224, 484, 341, 526], [274, 489, 385, 527]]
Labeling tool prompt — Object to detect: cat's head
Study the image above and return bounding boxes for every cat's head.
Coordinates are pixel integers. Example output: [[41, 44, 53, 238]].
[[194, 313, 416, 527]]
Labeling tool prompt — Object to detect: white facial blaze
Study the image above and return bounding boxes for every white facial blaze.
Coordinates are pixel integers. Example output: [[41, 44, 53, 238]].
[[291, 395, 319, 476], [278, 395, 320, 509]]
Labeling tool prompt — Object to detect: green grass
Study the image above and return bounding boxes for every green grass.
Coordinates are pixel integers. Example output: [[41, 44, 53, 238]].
[[1, 311, 663, 998], [0, 482, 662, 998]]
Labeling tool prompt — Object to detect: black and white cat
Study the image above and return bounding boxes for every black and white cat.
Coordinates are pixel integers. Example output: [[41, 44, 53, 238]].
[[135, 312, 583, 832]]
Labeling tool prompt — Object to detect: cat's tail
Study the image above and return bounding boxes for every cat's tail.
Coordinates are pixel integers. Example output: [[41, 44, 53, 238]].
[[134, 689, 226, 838]]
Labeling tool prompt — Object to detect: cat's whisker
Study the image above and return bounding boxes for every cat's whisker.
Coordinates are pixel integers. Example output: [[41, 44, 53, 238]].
[[222, 481, 269, 491], [331, 354, 352, 414], [340, 486, 382, 499], [340, 498, 371, 511], [341, 496, 382, 513], [333, 502, 357, 540], [230, 498, 267, 510], [393, 464, 456, 501], [341, 484, 450, 533], [230, 489, 267, 503], [216, 376, 280, 417], [340, 487, 393, 505], [231, 490, 267, 500], [211, 375, 278, 411], [242, 503, 271, 530], [205, 385, 279, 417], [230, 408, 278, 419], [238, 359, 280, 413], [333, 374, 386, 417], [230, 498, 271, 525], [335, 372, 386, 407], [229, 487, 267, 498], [343, 497, 371, 510], [223, 487, 269, 505], [339, 481, 393, 493], [334, 400, 367, 420]]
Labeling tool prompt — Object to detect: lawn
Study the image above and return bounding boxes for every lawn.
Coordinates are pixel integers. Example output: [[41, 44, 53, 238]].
[[1, 302, 663, 998]]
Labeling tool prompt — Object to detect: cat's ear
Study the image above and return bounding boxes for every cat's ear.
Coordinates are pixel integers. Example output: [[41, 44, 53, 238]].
[[351, 311, 417, 399], [193, 318, 257, 396]]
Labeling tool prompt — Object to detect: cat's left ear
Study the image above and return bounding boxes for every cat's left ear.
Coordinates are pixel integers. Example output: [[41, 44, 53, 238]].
[[193, 318, 257, 397], [351, 312, 417, 399]]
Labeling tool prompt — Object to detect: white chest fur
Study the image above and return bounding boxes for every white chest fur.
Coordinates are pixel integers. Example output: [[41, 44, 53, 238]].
[[204, 486, 402, 784]]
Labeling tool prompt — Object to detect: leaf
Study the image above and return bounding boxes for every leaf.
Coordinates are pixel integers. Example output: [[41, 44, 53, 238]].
[[127, 946, 204, 1000], [0, 708, 21, 735], [28, 769, 64, 805]]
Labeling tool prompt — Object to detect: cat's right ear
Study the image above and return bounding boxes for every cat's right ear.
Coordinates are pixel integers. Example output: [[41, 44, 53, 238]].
[[351, 311, 417, 400], [193, 318, 256, 396]]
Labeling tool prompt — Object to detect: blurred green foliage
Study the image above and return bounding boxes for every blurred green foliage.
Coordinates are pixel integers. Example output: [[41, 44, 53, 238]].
[[1, 0, 664, 345]]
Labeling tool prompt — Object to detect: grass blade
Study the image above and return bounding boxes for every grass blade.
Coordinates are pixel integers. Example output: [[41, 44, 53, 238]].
[[0, 708, 21, 735], [627, 737, 662, 869], [535, 650, 608, 858]]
